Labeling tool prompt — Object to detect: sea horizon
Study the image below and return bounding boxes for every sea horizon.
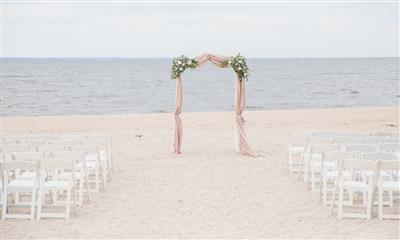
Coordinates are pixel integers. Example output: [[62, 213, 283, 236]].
[[2, 57, 399, 117]]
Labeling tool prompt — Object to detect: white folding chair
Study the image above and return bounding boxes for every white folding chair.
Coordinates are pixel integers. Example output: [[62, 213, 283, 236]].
[[85, 134, 113, 172], [82, 139, 111, 181], [308, 143, 341, 192], [330, 159, 378, 220], [51, 151, 89, 207], [377, 160, 400, 220], [37, 158, 77, 220], [2, 161, 39, 220], [287, 131, 311, 173], [297, 136, 332, 182], [320, 151, 356, 205], [69, 145, 105, 193]]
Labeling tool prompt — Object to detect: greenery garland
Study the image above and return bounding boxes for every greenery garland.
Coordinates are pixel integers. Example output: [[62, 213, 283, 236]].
[[170, 53, 249, 80], [170, 55, 198, 79], [221, 53, 249, 80]]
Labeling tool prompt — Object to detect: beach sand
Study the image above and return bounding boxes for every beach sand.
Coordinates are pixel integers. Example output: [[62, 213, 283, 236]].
[[1, 106, 399, 239]]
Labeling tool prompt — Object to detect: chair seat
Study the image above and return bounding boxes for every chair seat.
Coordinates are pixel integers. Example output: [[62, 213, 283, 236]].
[[58, 171, 83, 179], [86, 161, 99, 169], [326, 170, 351, 178], [340, 181, 368, 189], [44, 180, 72, 189], [19, 171, 37, 180], [8, 180, 37, 190], [380, 181, 400, 190], [289, 146, 303, 152], [311, 153, 322, 159]]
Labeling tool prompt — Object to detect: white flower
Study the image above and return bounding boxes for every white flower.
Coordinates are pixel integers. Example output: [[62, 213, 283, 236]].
[[238, 60, 242, 63], [227, 60, 231, 66], [178, 61, 182, 65], [187, 60, 192, 65], [238, 67, 242, 70], [179, 67, 183, 71]]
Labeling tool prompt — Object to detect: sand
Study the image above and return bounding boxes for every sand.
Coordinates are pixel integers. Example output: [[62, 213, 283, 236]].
[[1, 106, 399, 239]]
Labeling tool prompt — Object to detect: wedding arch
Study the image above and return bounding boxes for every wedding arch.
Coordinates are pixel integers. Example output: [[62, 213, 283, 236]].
[[171, 52, 256, 157]]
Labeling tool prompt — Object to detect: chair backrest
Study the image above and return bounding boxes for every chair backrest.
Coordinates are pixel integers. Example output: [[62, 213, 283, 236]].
[[36, 144, 67, 153], [59, 134, 82, 142], [323, 151, 356, 162], [339, 132, 368, 138], [363, 152, 397, 161], [333, 137, 362, 144], [47, 140, 80, 146], [30, 135, 59, 141], [288, 131, 312, 146], [310, 143, 340, 154], [378, 160, 400, 171], [369, 132, 398, 137], [345, 144, 376, 153], [13, 152, 45, 162], [3, 161, 38, 171], [68, 144, 99, 155], [50, 151, 83, 163], [81, 140, 108, 151], [39, 159, 75, 171], [312, 131, 337, 138], [2, 144, 31, 153], [379, 143, 400, 153], [341, 159, 377, 171], [362, 137, 392, 144]]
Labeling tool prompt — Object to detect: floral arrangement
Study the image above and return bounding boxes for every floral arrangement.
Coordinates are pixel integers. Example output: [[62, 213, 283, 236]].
[[221, 53, 249, 80], [171, 55, 198, 79]]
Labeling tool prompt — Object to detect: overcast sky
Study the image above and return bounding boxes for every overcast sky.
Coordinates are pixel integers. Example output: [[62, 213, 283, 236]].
[[2, 2, 398, 58]]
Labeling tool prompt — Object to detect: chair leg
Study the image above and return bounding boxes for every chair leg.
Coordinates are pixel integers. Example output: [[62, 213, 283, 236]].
[[30, 190, 36, 220], [37, 187, 43, 220], [95, 168, 99, 192], [66, 189, 71, 221], [85, 169, 90, 201], [2, 189, 8, 220], [367, 190, 372, 221], [322, 177, 327, 205], [311, 164, 316, 192], [379, 187, 384, 220], [338, 186, 344, 219], [79, 177, 83, 207]]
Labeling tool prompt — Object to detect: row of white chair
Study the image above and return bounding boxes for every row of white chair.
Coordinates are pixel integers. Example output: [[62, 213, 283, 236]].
[[0, 134, 113, 220], [287, 131, 399, 220]]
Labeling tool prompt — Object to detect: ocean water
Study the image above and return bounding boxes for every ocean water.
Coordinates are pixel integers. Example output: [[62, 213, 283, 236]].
[[2, 58, 399, 117]]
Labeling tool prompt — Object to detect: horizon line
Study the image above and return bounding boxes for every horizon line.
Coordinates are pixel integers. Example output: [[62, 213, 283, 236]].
[[1, 56, 399, 59]]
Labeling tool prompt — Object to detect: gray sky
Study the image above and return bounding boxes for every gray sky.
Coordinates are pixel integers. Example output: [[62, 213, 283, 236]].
[[2, 2, 398, 58]]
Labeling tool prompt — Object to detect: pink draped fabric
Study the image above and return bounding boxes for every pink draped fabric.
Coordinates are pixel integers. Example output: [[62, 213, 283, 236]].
[[173, 53, 257, 157], [173, 76, 183, 154]]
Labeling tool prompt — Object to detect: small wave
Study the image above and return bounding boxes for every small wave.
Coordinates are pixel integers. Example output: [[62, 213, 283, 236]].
[[246, 105, 262, 109], [3, 74, 33, 78]]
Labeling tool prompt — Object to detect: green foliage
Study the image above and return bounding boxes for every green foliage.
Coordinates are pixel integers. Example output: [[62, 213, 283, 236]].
[[170, 55, 198, 79], [221, 53, 249, 80]]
